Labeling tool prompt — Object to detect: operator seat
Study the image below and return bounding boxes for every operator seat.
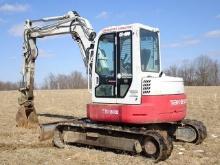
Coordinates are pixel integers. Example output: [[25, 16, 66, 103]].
[[141, 49, 151, 71]]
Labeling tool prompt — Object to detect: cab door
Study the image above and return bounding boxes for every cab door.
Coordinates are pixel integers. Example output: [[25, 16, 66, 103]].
[[116, 31, 133, 102], [94, 33, 117, 103], [93, 31, 133, 104]]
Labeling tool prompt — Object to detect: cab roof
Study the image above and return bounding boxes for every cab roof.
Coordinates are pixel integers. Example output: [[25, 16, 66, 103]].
[[101, 23, 159, 34]]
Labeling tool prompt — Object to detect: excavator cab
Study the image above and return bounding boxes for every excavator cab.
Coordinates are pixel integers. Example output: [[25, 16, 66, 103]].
[[88, 24, 186, 124], [92, 24, 160, 104]]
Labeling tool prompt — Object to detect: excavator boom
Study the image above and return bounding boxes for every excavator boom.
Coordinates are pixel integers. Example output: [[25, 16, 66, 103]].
[[16, 11, 96, 127]]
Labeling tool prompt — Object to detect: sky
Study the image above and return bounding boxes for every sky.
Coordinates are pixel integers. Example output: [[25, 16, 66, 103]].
[[0, 0, 220, 85]]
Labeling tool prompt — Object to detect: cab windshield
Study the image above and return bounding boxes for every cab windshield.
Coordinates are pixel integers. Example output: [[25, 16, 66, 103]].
[[140, 29, 160, 72]]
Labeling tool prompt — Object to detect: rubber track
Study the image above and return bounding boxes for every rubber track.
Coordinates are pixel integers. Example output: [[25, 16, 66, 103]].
[[182, 119, 207, 144], [53, 127, 65, 148], [162, 134, 173, 158], [143, 131, 168, 162], [52, 118, 172, 162]]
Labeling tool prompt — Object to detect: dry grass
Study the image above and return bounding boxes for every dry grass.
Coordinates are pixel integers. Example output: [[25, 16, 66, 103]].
[[0, 87, 219, 165]]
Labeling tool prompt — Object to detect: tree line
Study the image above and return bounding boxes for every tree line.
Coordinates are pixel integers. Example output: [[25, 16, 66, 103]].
[[0, 81, 19, 91], [41, 71, 87, 89], [0, 71, 87, 91], [165, 55, 220, 86], [0, 55, 219, 91]]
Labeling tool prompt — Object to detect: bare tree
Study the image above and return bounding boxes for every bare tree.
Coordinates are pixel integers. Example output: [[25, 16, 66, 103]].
[[42, 71, 87, 89], [178, 60, 196, 86], [165, 65, 178, 77], [194, 55, 213, 86], [208, 60, 219, 85], [0, 81, 19, 91], [165, 55, 220, 86]]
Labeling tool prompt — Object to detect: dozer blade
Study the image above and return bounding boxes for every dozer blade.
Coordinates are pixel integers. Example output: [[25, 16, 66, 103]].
[[16, 105, 39, 128], [39, 122, 59, 141], [39, 119, 79, 141]]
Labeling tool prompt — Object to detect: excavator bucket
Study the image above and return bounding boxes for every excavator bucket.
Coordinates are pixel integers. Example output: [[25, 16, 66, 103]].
[[16, 105, 39, 128]]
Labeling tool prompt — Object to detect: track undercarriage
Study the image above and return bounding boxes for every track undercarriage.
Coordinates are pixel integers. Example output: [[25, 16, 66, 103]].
[[40, 118, 207, 162]]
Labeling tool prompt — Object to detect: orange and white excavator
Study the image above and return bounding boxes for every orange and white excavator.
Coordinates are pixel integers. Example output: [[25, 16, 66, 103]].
[[16, 11, 207, 162]]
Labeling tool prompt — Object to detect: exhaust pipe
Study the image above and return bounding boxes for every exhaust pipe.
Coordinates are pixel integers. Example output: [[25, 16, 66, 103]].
[[39, 123, 58, 141]]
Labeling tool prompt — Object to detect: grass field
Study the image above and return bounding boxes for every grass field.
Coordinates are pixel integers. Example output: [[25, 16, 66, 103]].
[[0, 87, 219, 165]]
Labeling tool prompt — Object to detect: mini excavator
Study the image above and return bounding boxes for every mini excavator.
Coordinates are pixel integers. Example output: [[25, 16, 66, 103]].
[[16, 11, 207, 162]]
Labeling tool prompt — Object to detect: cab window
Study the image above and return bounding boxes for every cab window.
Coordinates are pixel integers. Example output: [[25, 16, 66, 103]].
[[140, 29, 160, 72]]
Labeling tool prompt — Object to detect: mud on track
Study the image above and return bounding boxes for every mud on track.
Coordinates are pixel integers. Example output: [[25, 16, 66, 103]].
[[0, 87, 220, 165]]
